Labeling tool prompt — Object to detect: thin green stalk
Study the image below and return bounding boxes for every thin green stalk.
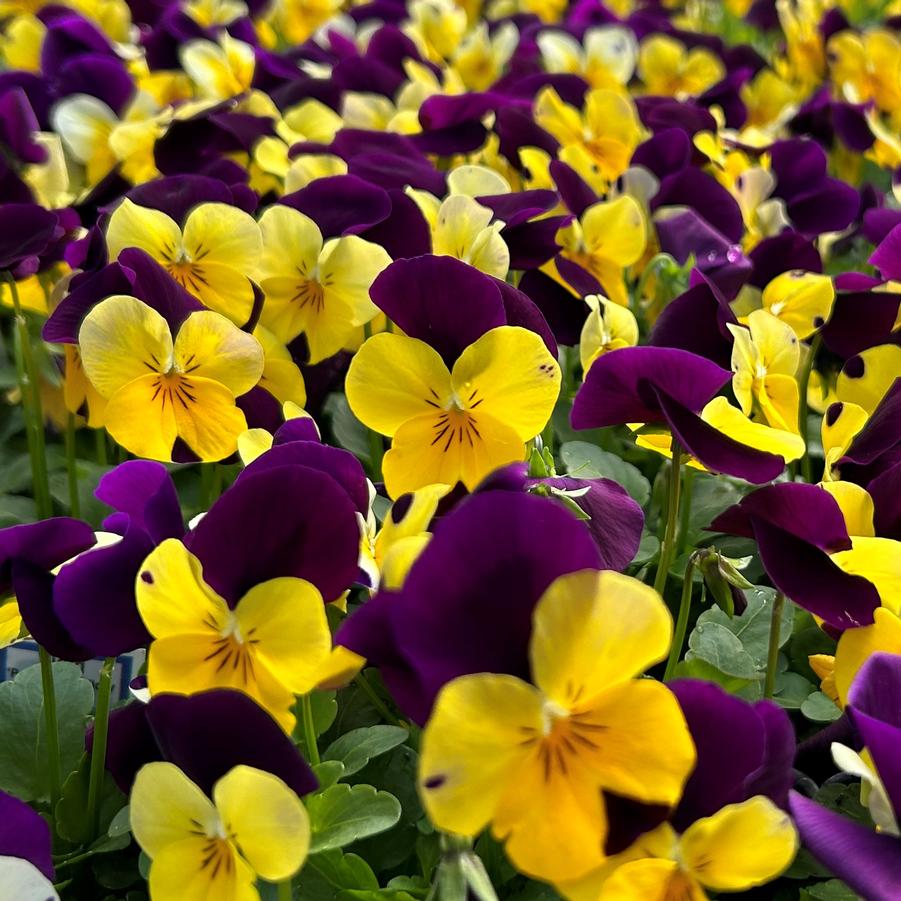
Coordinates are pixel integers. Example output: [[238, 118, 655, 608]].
[[87, 657, 115, 839], [676, 467, 695, 557], [354, 672, 403, 727], [652, 446, 682, 597], [199, 463, 214, 509], [664, 558, 695, 682], [95, 428, 108, 466], [764, 592, 786, 699], [6, 273, 52, 518], [300, 694, 320, 766], [362, 320, 383, 481], [65, 413, 80, 517], [38, 649, 62, 809], [798, 334, 822, 483], [278, 879, 293, 901]]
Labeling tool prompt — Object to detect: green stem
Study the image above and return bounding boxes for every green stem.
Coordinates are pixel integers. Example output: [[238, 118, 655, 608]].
[[95, 428, 108, 466], [652, 445, 682, 597], [664, 558, 695, 682], [65, 413, 80, 517], [87, 657, 115, 840], [6, 273, 52, 518], [798, 334, 822, 483], [362, 321, 383, 481], [354, 672, 403, 727], [38, 648, 62, 809], [277, 878, 293, 901], [676, 467, 695, 557], [764, 592, 786, 699], [300, 694, 320, 766]]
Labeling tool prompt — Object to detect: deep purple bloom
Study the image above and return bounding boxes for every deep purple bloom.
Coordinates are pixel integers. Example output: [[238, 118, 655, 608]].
[[838, 380, 901, 486], [0, 790, 54, 881], [571, 346, 789, 483], [790, 653, 901, 901], [0, 205, 60, 273], [711, 482, 880, 629], [336, 490, 602, 723], [280, 174, 391, 238], [870, 222, 901, 282], [820, 273, 901, 359], [99, 690, 317, 796]]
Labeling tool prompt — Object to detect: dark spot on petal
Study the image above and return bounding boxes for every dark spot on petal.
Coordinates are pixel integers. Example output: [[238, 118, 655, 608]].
[[423, 774, 446, 790], [813, 316, 825, 328], [826, 402, 843, 427], [391, 493, 413, 524], [844, 355, 865, 379], [140, 571, 154, 584]]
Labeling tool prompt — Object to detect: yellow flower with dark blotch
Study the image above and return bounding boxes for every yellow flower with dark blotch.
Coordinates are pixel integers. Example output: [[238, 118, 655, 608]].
[[637, 35, 725, 98], [346, 326, 561, 498], [836, 344, 901, 414], [418, 570, 695, 883], [258, 204, 391, 363], [137, 538, 334, 731], [131, 762, 309, 901], [761, 270, 835, 340], [78, 295, 264, 461], [106, 198, 262, 324]]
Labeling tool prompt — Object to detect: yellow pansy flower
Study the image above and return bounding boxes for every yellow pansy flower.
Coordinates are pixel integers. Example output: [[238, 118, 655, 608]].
[[761, 270, 835, 340], [0, 13, 44, 71], [820, 400, 868, 481], [347, 325, 560, 498], [537, 26, 638, 91], [452, 22, 518, 91], [404, 0, 467, 62], [828, 28, 901, 117], [728, 309, 801, 432], [180, 33, 255, 101], [78, 295, 264, 462], [834, 607, 901, 705], [836, 344, 901, 414], [137, 538, 333, 731], [257, 204, 392, 363], [418, 570, 695, 882], [579, 294, 639, 372], [131, 762, 309, 901], [637, 35, 725, 97], [106, 198, 263, 324]]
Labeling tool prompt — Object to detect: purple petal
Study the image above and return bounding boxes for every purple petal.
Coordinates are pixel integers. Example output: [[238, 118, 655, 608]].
[[789, 791, 901, 901], [147, 691, 318, 797], [42, 262, 133, 343], [0, 518, 96, 595], [91, 701, 160, 794], [748, 232, 822, 290], [280, 175, 391, 238], [95, 461, 183, 543], [369, 256, 506, 367], [842, 380, 901, 468], [655, 386, 787, 484], [821, 288, 901, 358], [337, 490, 602, 723], [120, 248, 204, 334], [631, 127, 692, 179], [126, 174, 238, 223], [186, 466, 360, 604], [848, 650, 901, 728], [871, 462, 901, 540], [53, 524, 153, 657], [358, 188, 432, 259], [0, 204, 58, 271], [518, 269, 586, 347], [651, 168, 744, 243], [0, 790, 54, 880], [501, 214, 567, 270], [493, 278, 557, 358], [870, 223, 901, 281], [571, 346, 730, 428], [550, 160, 597, 218]]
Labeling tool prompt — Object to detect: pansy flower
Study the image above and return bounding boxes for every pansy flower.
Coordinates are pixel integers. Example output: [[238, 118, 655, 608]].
[[536, 26, 638, 91], [418, 569, 695, 882], [180, 33, 255, 101], [78, 295, 264, 461], [131, 762, 309, 901], [580, 294, 639, 371], [760, 270, 835, 340], [257, 203, 392, 363], [0, 790, 57, 900], [105, 199, 263, 325], [637, 35, 725, 97]]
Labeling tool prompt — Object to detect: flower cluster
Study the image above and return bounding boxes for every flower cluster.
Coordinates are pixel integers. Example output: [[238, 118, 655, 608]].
[[0, 0, 900, 898]]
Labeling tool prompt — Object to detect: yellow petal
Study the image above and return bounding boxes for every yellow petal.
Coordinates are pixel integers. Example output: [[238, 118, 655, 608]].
[[180, 260, 258, 325], [104, 373, 180, 461], [137, 539, 230, 638], [821, 401, 868, 479], [318, 235, 390, 324], [130, 762, 218, 858], [432, 195, 509, 278], [451, 326, 560, 441], [679, 796, 797, 891], [419, 673, 543, 837], [761, 271, 835, 340], [757, 373, 800, 433], [747, 309, 800, 376], [237, 427, 273, 464], [259, 205, 323, 281], [836, 344, 901, 414], [599, 859, 702, 901], [234, 577, 332, 691], [830, 537, 901, 613], [0, 601, 22, 649], [577, 679, 696, 805], [380, 534, 432, 589], [381, 409, 524, 497], [819, 481, 875, 538], [182, 202, 262, 277], [171, 375, 249, 462], [534, 86, 584, 147], [346, 333, 453, 436], [79, 295, 173, 397], [51, 94, 116, 166], [531, 570, 672, 706], [375, 483, 451, 564], [213, 765, 310, 880], [834, 608, 901, 704], [255, 325, 307, 407], [148, 835, 258, 901], [106, 198, 182, 263], [700, 397, 805, 462], [582, 196, 647, 268], [174, 310, 264, 396]]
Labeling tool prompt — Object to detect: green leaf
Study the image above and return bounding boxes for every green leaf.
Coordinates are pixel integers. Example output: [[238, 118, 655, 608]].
[[325, 394, 372, 464], [801, 879, 860, 900], [307, 784, 403, 852], [0, 661, 94, 802], [324, 726, 409, 779], [56, 754, 127, 844], [673, 657, 754, 693], [49, 461, 114, 526], [801, 691, 842, 723], [0, 494, 37, 526], [559, 442, 650, 507], [687, 621, 759, 679], [684, 474, 745, 545], [631, 531, 659, 567], [294, 690, 338, 760], [815, 783, 872, 826], [314, 761, 347, 791], [694, 587, 794, 670]]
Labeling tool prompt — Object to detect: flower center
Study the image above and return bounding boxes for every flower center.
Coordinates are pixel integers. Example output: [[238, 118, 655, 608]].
[[292, 279, 325, 311]]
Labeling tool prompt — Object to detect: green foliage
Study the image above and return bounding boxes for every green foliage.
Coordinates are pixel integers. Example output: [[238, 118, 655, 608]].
[[559, 441, 651, 506]]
